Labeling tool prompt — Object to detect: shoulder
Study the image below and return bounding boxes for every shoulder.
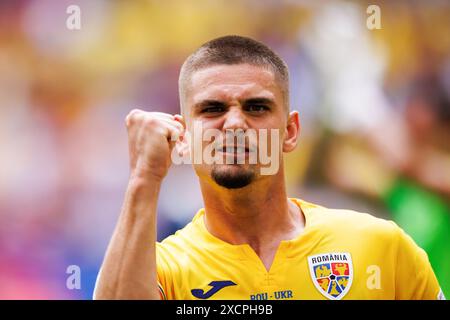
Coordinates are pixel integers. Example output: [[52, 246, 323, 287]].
[[297, 198, 403, 244], [156, 210, 205, 258]]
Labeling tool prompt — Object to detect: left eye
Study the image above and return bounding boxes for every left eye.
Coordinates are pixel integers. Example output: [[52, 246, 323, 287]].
[[246, 105, 268, 112]]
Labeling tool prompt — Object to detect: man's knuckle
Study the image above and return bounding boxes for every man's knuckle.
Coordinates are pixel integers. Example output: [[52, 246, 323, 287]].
[[126, 109, 143, 126], [143, 116, 159, 128]]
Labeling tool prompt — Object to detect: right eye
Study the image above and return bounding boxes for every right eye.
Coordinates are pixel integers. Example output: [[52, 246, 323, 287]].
[[201, 106, 225, 113]]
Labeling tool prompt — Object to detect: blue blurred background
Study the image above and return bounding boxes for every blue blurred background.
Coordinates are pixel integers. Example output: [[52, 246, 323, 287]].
[[0, 0, 449, 299]]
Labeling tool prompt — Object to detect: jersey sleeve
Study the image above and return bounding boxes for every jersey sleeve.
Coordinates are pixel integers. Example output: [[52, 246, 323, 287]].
[[156, 242, 184, 300], [393, 223, 443, 300]]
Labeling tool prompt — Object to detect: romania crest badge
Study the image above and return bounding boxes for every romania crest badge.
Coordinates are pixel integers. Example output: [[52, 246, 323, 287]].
[[308, 252, 353, 300]]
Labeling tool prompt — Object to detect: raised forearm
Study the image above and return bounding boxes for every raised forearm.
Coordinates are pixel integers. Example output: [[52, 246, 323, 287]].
[[94, 178, 161, 299], [94, 110, 184, 300]]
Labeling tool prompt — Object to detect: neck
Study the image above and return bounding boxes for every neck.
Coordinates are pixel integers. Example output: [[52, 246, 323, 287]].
[[200, 169, 304, 250]]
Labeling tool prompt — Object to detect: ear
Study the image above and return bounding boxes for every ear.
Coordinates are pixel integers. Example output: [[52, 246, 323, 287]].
[[174, 115, 191, 160], [283, 111, 300, 153], [175, 134, 190, 159]]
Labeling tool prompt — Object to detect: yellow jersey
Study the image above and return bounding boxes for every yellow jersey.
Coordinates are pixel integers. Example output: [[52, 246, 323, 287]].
[[156, 198, 443, 300]]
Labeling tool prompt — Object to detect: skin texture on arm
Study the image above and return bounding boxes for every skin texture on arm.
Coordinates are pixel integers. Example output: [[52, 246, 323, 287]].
[[94, 110, 184, 299], [93, 177, 161, 300]]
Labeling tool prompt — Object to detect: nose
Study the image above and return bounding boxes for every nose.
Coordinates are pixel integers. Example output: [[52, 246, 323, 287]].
[[222, 106, 249, 131]]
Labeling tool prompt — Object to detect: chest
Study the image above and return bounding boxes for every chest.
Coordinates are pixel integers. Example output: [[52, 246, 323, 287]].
[[177, 249, 395, 300]]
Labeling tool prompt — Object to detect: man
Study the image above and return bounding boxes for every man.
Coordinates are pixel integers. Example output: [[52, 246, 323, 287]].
[[94, 35, 444, 300]]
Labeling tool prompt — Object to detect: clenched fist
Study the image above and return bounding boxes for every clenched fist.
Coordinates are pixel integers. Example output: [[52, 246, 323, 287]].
[[125, 109, 185, 181]]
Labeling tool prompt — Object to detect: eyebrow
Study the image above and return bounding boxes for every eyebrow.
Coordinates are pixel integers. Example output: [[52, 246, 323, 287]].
[[194, 100, 225, 108], [193, 97, 275, 111], [243, 97, 275, 105]]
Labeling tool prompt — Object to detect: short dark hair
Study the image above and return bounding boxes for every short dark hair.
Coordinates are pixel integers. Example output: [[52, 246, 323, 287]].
[[179, 35, 290, 112]]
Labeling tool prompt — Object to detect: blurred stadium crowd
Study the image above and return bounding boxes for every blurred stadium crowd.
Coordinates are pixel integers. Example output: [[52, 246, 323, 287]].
[[0, 0, 449, 299]]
